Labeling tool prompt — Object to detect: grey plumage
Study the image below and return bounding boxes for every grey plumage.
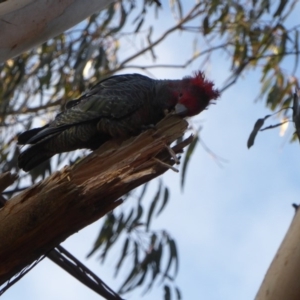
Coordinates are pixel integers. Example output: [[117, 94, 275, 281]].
[[18, 72, 219, 171]]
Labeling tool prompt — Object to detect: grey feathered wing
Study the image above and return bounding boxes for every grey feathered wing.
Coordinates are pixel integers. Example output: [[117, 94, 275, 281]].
[[18, 74, 152, 171]]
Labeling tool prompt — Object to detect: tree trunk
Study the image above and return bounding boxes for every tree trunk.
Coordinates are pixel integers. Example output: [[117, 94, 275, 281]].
[[255, 206, 300, 300], [0, 0, 114, 63]]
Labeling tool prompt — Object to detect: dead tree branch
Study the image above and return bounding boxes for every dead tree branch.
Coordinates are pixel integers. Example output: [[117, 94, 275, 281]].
[[0, 115, 193, 285]]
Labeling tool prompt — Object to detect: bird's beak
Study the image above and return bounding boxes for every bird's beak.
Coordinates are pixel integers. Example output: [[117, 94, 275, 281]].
[[175, 103, 188, 116]]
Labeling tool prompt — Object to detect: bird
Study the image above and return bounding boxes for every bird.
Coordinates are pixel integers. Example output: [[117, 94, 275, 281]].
[[18, 72, 220, 171]]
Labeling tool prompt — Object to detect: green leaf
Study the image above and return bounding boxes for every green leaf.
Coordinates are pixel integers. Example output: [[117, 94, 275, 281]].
[[163, 237, 179, 279], [164, 285, 171, 300], [138, 183, 148, 203], [181, 134, 199, 189], [169, 0, 183, 20], [247, 118, 266, 148], [156, 187, 169, 217], [135, 268, 147, 287], [175, 286, 182, 300], [107, 3, 128, 35], [262, 0, 270, 12], [260, 75, 272, 97], [203, 16, 210, 35], [169, 238, 179, 276], [87, 213, 115, 258], [101, 2, 116, 30], [175, 0, 183, 20], [114, 237, 130, 277], [267, 84, 281, 110], [143, 242, 163, 293], [124, 208, 134, 228], [293, 30, 299, 74], [146, 181, 162, 230], [293, 90, 300, 140], [116, 212, 124, 234], [119, 241, 140, 293], [134, 18, 144, 33], [134, 241, 139, 265], [119, 264, 139, 293], [130, 203, 144, 230], [273, 0, 289, 17], [155, 242, 163, 274]]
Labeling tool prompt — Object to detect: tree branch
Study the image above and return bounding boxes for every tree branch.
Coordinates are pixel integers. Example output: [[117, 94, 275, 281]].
[[0, 115, 193, 285], [0, 0, 114, 62], [115, 3, 203, 71]]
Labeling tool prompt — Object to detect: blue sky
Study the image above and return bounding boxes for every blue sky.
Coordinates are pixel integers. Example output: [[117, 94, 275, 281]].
[[3, 1, 300, 300]]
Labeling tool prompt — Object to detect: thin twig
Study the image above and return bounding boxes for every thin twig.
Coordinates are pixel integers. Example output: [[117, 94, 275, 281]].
[[164, 144, 179, 164], [152, 157, 179, 172]]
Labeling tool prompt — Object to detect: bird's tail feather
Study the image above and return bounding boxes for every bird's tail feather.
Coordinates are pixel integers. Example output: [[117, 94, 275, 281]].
[[18, 144, 54, 172], [18, 125, 48, 144]]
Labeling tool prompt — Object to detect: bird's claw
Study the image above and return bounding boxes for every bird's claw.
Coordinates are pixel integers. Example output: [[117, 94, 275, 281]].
[[141, 124, 157, 131]]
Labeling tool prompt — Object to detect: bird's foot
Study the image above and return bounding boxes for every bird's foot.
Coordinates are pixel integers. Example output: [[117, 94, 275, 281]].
[[141, 124, 157, 131]]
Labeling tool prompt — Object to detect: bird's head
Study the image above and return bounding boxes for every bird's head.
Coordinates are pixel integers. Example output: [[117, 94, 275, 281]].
[[175, 71, 220, 117]]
